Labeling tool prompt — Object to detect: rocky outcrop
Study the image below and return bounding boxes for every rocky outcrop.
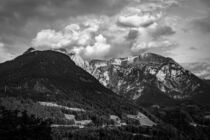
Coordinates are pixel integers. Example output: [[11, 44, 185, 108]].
[[88, 53, 203, 101]]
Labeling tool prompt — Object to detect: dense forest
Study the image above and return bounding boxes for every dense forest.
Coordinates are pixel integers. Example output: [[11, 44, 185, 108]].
[[1, 97, 210, 140]]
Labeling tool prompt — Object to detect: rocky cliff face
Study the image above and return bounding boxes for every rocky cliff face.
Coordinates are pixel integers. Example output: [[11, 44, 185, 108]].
[[88, 53, 203, 101]]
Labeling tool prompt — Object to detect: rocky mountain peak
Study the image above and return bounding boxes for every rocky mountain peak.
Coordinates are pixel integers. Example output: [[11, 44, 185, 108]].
[[85, 53, 204, 105], [16, 49, 209, 106], [1, 49, 161, 134]]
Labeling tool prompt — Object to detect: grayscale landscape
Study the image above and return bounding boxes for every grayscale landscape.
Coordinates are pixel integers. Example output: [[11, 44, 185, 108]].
[[0, 0, 210, 140]]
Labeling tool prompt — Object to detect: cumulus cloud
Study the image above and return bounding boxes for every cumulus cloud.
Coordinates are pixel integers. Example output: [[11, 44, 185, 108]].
[[101, 23, 132, 58], [31, 0, 178, 60], [124, 21, 176, 55], [75, 34, 111, 59], [115, 0, 176, 57], [32, 20, 100, 49], [117, 13, 162, 27], [0, 0, 129, 54], [32, 20, 113, 59], [1, 0, 210, 72], [32, 29, 72, 49]]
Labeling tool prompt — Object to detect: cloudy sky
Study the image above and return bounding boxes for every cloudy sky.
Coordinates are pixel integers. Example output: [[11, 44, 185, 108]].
[[0, 0, 210, 79]]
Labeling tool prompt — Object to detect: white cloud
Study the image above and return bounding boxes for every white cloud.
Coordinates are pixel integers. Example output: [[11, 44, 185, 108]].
[[182, 62, 210, 79], [32, 29, 72, 49], [72, 34, 111, 59], [149, 0, 179, 8], [32, 20, 100, 49], [0, 42, 4, 48], [31, 0, 178, 60], [32, 19, 112, 59], [131, 40, 176, 53], [118, 13, 162, 27], [0, 42, 14, 63]]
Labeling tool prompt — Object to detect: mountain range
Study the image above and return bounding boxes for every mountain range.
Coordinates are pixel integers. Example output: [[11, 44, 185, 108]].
[[0, 49, 152, 117], [46, 48, 210, 107], [1, 47, 210, 140]]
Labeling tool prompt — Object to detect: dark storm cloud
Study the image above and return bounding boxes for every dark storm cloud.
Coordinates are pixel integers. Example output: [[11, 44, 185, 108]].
[[0, 0, 53, 34], [127, 30, 139, 40], [151, 25, 176, 38], [200, 0, 210, 6], [193, 16, 210, 33], [191, 0, 210, 33], [0, 0, 127, 20], [0, 0, 127, 37], [190, 46, 197, 50]]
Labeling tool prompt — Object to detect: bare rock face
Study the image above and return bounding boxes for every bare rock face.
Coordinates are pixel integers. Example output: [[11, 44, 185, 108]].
[[87, 53, 203, 101]]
